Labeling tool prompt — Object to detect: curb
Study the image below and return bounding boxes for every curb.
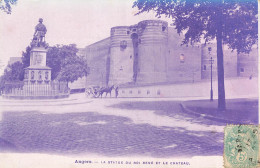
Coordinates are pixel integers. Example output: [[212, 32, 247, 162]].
[[180, 103, 247, 124], [0, 100, 93, 107]]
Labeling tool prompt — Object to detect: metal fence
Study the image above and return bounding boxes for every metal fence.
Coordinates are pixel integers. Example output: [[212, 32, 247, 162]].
[[3, 81, 69, 97]]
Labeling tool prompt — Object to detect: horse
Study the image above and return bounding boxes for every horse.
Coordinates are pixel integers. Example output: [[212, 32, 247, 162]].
[[99, 85, 114, 98]]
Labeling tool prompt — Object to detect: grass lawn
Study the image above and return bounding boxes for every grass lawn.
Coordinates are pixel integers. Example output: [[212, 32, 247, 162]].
[[183, 98, 258, 124]]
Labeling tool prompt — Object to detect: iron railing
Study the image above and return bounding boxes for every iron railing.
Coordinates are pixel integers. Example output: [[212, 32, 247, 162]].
[[3, 81, 69, 97]]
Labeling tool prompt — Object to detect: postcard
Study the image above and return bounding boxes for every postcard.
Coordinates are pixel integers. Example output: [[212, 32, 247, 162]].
[[0, 0, 258, 168]]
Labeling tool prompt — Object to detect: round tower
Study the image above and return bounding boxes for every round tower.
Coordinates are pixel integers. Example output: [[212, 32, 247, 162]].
[[109, 26, 134, 85], [136, 20, 168, 84], [237, 47, 258, 77]]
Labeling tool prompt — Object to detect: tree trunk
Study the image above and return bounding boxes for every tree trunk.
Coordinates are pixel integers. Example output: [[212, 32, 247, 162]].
[[216, 5, 226, 111]]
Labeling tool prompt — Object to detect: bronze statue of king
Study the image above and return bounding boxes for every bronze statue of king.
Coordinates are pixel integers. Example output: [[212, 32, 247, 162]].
[[31, 18, 47, 47]]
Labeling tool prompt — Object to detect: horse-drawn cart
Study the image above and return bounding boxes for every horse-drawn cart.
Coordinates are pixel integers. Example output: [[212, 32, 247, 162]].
[[85, 85, 116, 98], [85, 86, 101, 98]]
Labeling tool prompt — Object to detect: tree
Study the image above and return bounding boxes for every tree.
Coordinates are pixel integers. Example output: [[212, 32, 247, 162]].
[[20, 44, 88, 83], [47, 44, 89, 82], [1, 61, 24, 82], [46, 45, 63, 80], [22, 46, 31, 68], [57, 56, 89, 83], [133, 0, 258, 110], [0, 0, 18, 14]]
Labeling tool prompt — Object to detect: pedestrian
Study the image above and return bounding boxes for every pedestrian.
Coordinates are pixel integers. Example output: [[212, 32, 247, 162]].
[[115, 86, 119, 98]]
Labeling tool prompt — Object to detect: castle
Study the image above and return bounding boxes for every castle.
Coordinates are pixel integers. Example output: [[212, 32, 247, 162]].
[[76, 20, 258, 88]]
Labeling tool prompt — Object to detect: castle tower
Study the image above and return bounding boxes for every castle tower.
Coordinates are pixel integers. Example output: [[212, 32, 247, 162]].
[[237, 47, 258, 77], [136, 20, 168, 84], [109, 26, 135, 85]]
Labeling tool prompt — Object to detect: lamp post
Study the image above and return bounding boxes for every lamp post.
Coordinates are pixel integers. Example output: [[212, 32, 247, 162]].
[[209, 56, 214, 101], [207, 47, 214, 101]]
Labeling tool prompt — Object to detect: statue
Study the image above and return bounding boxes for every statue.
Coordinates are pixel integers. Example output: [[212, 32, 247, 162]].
[[31, 18, 47, 47]]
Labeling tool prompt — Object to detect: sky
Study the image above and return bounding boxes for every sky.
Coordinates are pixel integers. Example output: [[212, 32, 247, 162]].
[[0, 0, 172, 75]]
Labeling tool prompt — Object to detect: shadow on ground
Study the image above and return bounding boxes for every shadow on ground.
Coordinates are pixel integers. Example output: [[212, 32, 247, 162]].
[[183, 98, 258, 124], [0, 109, 222, 157]]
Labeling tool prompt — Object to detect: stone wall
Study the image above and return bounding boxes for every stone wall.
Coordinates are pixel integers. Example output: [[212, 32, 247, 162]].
[[117, 77, 258, 99], [81, 38, 110, 87], [167, 28, 201, 83], [201, 43, 238, 79], [237, 47, 258, 78], [74, 20, 258, 90], [136, 20, 168, 84], [109, 26, 135, 85]]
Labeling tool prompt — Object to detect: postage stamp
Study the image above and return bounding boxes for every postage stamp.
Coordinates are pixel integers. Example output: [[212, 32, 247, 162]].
[[224, 125, 259, 168]]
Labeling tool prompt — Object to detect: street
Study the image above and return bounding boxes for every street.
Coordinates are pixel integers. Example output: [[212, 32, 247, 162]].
[[0, 95, 241, 158]]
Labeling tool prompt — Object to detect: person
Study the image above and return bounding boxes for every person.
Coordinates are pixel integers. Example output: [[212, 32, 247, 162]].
[[115, 86, 119, 98], [34, 18, 47, 44]]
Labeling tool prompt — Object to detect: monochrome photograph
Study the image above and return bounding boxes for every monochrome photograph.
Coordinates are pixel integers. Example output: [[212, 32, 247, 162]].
[[0, 0, 258, 167]]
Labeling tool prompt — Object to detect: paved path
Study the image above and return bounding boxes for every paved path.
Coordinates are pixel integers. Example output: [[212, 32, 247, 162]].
[[0, 95, 226, 158]]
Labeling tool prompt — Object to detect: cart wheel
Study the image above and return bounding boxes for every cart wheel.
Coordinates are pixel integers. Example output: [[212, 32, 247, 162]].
[[93, 91, 100, 98], [85, 88, 92, 97]]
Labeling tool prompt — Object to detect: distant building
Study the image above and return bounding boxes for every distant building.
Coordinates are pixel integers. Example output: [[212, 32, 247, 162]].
[[8, 57, 22, 66], [77, 20, 258, 88]]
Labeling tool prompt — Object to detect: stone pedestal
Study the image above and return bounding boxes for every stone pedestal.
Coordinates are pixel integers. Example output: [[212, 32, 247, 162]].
[[24, 47, 51, 85]]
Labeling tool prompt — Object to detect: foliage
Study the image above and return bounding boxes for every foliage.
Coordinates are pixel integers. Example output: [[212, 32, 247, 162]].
[[0, 0, 17, 14], [57, 56, 89, 83], [133, 0, 258, 110], [2, 61, 24, 82], [0, 45, 26, 90], [22, 46, 31, 68], [47, 44, 89, 82], [46, 45, 63, 80]]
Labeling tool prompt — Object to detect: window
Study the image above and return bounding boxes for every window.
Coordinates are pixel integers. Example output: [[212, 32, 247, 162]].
[[138, 90, 141, 94], [208, 47, 212, 52], [203, 65, 207, 71], [147, 90, 150, 95], [162, 26, 166, 32], [180, 54, 185, 63], [130, 55, 132, 59], [157, 90, 161, 95], [240, 68, 245, 72], [127, 31, 130, 35], [132, 28, 136, 32]]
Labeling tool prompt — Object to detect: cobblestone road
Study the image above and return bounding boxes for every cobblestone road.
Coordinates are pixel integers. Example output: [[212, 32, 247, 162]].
[[0, 96, 239, 158]]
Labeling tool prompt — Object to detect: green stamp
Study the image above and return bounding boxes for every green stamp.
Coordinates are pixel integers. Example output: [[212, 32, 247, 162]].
[[224, 125, 259, 168]]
